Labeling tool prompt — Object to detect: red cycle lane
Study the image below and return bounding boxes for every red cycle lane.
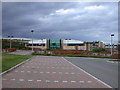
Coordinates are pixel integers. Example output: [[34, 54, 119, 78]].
[[2, 56, 112, 88]]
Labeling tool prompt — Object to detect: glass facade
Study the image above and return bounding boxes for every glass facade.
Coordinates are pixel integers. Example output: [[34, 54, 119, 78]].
[[49, 39, 61, 49]]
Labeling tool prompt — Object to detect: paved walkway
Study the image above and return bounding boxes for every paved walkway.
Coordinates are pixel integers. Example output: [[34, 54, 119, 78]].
[[9, 50, 32, 55], [2, 56, 111, 88]]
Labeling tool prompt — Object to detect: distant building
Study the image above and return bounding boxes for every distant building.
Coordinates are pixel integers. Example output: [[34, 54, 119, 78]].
[[105, 44, 118, 51], [27, 39, 105, 51], [86, 41, 105, 51]]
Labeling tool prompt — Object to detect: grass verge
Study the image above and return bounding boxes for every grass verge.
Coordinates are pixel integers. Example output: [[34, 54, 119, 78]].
[[2, 53, 32, 72], [32, 53, 118, 59]]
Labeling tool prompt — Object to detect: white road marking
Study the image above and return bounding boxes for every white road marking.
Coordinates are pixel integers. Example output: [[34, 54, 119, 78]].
[[88, 81, 92, 83], [79, 81, 84, 83], [62, 81, 68, 83], [37, 80, 42, 82], [19, 79, 24, 81], [28, 80, 33, 82], [11, 79, 16, 81], [15, 71, 18, 72], [54, 81, 59, 83], [46, 80, 50, 83], [71, 81, 76, 83], [59, 72, 62, 74]]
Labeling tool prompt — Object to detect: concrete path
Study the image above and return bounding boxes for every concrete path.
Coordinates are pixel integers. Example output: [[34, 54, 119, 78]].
[[2, 56, 112, 88], [9, 50, 32, 55]]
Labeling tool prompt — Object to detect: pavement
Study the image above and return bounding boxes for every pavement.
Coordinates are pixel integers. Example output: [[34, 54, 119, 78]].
[[9, 50, 32, 55], [64, 57, 118, 88], [2, 56, 112, 88]]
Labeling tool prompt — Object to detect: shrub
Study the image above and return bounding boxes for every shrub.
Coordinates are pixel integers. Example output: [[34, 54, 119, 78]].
[[5, 48, 16, 52], [92, 48, 106, 53]]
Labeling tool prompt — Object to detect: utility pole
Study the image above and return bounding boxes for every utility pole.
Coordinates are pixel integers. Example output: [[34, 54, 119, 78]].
[[31, 30, 34, 52], [111, 34, 114, 55], [8, 36, 13, 48]]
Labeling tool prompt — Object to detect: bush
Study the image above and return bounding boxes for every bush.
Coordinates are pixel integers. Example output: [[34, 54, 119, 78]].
[[5, 48, 16, 52], [92, 48, 106, 53], [2, 39, 26, 49]]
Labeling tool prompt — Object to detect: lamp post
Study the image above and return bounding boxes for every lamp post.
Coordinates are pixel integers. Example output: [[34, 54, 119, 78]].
[[8, 36, 13, 48], [42, 39, 43, 50], [31, 30, 34, 52], [111, 34, 114, 55]]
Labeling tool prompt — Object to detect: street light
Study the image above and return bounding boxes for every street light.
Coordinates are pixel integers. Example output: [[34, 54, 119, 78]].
[[111, 33, 114, 55], [42, 39, 44, 50], [31, 30, 34, 52], [8, 36, 13, 48]]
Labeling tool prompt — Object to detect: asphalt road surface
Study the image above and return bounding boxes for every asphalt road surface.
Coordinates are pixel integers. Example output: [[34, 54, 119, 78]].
[[2, 56, 112, 88], [64, 57, 118, 88]]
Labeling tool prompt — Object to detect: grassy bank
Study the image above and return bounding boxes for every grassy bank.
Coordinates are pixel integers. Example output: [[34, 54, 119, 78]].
[[32, 53, 118, 59], [2, 53, 32, 72]]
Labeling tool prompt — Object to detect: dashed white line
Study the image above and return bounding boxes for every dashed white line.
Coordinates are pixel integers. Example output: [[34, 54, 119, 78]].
[[15, 71, 18, 72], [88, 81, 92, 83], [62, 81, 68, 83], [54, 80, 59, 83], [11, 79, 16, 81], [59, 72, 62, 74], [46, 80, 50, 83], [79, 81, 84, 83], [37, 80, 42, 82], [19, 79, 24, 81], [71, 81, 76, 83], [28, 80, 33, 82], [21, 71, 24, 72]]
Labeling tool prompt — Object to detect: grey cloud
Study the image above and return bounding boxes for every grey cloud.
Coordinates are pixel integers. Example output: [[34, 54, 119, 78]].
[[2, 2, 118, 43]]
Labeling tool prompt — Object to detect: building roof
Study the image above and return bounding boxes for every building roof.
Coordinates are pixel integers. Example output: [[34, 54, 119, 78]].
[[28, 39, 47, 44], [63, 39, 84, 44]]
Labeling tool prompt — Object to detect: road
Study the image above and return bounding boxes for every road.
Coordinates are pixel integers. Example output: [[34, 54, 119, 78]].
[[64, 57, 118, 88], [2, 56, 112, 88]]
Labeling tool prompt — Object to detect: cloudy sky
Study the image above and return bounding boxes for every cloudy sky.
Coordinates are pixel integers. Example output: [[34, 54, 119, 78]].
[[2, 2, 118, 44]]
